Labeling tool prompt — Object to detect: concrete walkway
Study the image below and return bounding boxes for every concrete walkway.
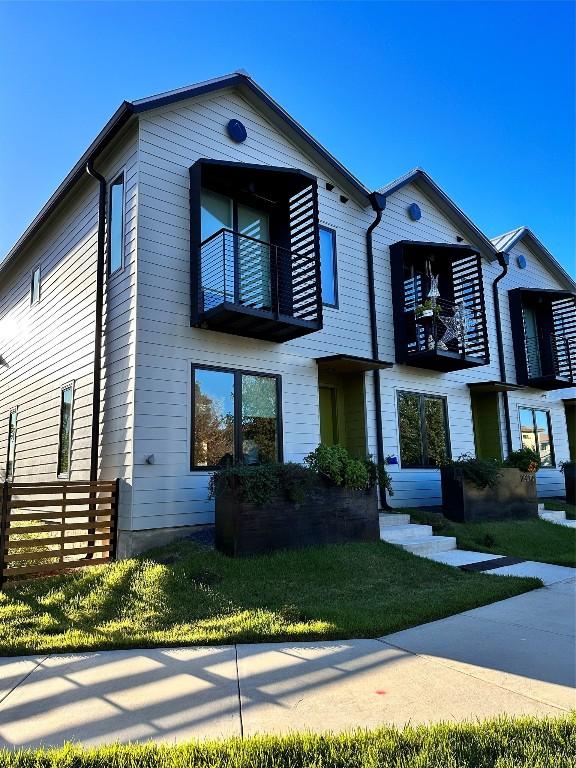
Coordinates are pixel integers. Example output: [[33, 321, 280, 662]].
[[0, 574, 574, 748]]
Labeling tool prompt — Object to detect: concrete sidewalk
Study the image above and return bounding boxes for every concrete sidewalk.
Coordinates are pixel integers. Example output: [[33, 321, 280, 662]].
[[0, 576, 574, 748]]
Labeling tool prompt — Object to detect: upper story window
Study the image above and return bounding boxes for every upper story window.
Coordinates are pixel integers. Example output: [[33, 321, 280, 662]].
[[30, 266, 41, 305], [389, 241, 489, 372], [108, 174, 125, 275], [5, 409, 17, 480], [508, 288, 575, 390], [191, 160, 323, 343], [191, 365, 281, 469], [519, 406, 554, 467], [319, 226, 338, 308], [57, 384, 74, 478], [398, 391, 450, 468]]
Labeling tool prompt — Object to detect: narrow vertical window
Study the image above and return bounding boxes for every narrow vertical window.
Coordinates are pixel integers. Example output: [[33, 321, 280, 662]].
[[57, 385, 74, 477], [30, 266, 41, 305], [5, 410, 17, 480], [319, 226, 338, 307], [109, 174, 125, 274], [193, 369, 235, 467], [519, 406, 554, 467], [398, 391, 450, 468]]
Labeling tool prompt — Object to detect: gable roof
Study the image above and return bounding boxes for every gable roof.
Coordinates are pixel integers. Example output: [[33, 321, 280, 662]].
[[1, 71, 371, 277], [490, 226, 576, 292], [377, 168, 499, 260]]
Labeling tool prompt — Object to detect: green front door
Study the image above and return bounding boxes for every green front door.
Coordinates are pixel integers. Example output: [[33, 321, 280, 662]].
[[319, 386, 338, 445], [471, 392, 503, 461]]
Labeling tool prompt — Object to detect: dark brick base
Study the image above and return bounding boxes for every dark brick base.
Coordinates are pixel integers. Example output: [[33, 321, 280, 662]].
[[215, 481, 379, 557], [441, 467, 538, 523]]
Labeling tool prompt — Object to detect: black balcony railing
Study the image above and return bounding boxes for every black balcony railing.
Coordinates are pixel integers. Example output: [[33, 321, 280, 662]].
[[407, 296, 487, 359], [525, 333, 576, 383], [197, 228, 322, 341]]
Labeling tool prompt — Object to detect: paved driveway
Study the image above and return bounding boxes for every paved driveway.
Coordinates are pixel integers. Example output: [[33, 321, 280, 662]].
[[0, 575, 574, 747]]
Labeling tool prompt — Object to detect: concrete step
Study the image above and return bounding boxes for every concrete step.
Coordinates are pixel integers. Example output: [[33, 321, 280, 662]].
[[379, 513, 412, 526], [401, 536, 458, 556], [380, 524, 433, 541], [539, 509, 566, 522], [541, 516, 576, 528]]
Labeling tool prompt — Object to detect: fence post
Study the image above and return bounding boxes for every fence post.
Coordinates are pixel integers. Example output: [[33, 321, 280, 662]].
[[0, 481, 10, 590], [110, 478, 120, 561]]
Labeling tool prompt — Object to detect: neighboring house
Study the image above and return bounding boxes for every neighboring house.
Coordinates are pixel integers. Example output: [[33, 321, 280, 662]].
[[0, 72, 574, 555]]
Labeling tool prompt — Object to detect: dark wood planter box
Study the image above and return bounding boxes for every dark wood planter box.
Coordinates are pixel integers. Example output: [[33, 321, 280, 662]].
[[440, 467, 538, 523], [564, 463, 576, 506], [215, 479, 379, 557]]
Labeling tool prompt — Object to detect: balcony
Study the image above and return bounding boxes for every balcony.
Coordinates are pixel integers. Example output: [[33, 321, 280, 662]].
[[390, 241, 490, 372], [190, 159, 323, 342], [509, 288, 576, 390], [198, 228, 322, 342]]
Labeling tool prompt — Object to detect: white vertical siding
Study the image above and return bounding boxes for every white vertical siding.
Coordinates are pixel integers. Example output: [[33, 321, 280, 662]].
[[133, 88, 378, 529], [0, 126, 138, 526]]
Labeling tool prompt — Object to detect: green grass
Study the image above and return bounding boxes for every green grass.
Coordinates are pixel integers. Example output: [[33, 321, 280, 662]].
[[0, 539, 539, 656], [0, 715, 573, 767], [543, 499, 576, 520], [408, 508, 576, 567]]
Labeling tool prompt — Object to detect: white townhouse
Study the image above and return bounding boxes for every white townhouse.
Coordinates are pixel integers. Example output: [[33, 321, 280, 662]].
[[0, 72, 574, 555]]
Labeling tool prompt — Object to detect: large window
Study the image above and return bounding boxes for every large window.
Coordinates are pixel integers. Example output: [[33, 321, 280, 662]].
[[5, 409, 17, 479], [319, 226, 338, 307], [519, 407, 554, 467], [108, 174, 125, 275], [57, 385, 74, 477], [192, 366, 281, 468], [30, 266, 41, 305], [398, 391, 450, 468]]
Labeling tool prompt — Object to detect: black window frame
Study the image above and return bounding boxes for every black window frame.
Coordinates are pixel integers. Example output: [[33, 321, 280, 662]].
[[5, 408, 17, 480], [518, 406, 556, 467], [30, 265, 41, 305], [108, 172, 125, 276], [397, 390, 451, 469], [190, 363, 283, 470], [319, 225, 338, 309], [57, 383, 74, 479]]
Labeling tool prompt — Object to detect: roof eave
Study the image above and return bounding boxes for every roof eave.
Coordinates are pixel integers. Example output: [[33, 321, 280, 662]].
[[0, 101, 135, 276], [378, 169, 498, 261]]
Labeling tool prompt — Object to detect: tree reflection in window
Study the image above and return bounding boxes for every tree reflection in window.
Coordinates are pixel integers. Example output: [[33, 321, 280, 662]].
[[192, 368, 280, 468], [398, 391, 450, 468], [193, 370, 234, 467], [242, 375, 277, 464]]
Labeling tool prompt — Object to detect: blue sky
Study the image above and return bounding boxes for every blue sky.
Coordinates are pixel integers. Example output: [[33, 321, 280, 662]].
[[1, 1, 574, 275]]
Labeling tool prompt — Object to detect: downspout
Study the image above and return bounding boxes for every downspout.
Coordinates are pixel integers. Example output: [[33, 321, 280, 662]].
[[493, 252, 513, 455], [366, 192, 388, 506], [85, 159, 106, 482]]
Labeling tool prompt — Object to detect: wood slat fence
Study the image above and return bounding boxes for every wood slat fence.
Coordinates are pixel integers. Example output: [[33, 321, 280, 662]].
[[0, 479, 119, 587]]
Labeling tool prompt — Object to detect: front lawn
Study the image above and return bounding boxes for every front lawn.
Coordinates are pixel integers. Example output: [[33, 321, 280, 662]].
[[0, 715, 573, 768], [543, 499, 576, 520], [409, 509, 576, 567], [0, 539, 539, 656]]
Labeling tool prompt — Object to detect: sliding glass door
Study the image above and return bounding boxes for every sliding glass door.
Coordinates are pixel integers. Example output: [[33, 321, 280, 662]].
[[200, 190, 271, 311]]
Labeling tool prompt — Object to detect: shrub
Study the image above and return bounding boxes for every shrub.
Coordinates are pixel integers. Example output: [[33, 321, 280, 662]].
[[504, 447, 541, 473], [304, 445, 381, 492], [209, 462, 315, 506], [559, 460, 575, 474], [443, 454, 502, 489]]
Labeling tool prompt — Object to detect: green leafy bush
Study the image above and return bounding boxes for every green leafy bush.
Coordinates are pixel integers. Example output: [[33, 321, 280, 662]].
[[209, 462, 315, 506], [209, 445, 392, 507], [443, 454, 502, 489], [304, 444, 382, 492], [559, 460, 575, 474], [504, 447, 541, 473]]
